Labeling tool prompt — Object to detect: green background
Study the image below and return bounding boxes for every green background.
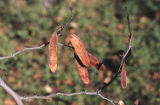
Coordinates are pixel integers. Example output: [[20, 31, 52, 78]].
[[0, 0, 160, 105]]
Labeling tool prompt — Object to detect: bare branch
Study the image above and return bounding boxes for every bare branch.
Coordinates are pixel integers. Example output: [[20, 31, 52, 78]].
[[0, 73, 115, 105], [57, 7, 73, 36], [0, 43, 73, 60], [125, 6, 133, 46], [0, 75, 115, 105], [0, 7, 131, 105], [20, 91, 115, 105], [100, 6, 133, 90], [0, 7, 73, 60], [0, 44, 45, 60], [57, 43, 74, 48], [0, 77, 24, 105]]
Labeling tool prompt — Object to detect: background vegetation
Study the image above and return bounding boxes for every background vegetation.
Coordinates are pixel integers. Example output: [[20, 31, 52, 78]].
[[0, 0, 160, 105]]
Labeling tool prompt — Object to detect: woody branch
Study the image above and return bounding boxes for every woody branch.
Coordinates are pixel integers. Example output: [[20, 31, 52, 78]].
[[100, 7, 133, 90], [0, 76, 115, 105], [0, 8, 115, 105], [0, 40, 115, 105], [0, 7, 132, 105]]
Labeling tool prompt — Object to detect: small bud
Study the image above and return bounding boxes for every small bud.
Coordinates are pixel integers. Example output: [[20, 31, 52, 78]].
[[118, 100, 125, 105]]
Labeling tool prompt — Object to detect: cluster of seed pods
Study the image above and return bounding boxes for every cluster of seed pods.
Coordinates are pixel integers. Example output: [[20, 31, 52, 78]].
[[48, 32, 127, 88]]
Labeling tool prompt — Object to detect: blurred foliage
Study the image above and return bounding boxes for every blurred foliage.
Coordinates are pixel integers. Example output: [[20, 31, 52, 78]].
[[0, 0, 160, 105]]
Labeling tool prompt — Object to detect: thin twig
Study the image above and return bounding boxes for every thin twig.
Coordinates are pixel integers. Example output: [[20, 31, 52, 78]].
[[57, 43, 74, 48], [20, 91, 115, 105], [125, 6, 133, 46], [0, 44, 45, 60], [0, 77, 24, 105], [57, 7, 73, 36], [0, 43, 73, 60], [100, 6, 133, 90]]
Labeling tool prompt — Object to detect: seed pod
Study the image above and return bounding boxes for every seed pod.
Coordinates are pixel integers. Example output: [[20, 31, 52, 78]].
[[88, 52, 106, 71], [121, 63, 127, 88], [69, 34, 90, 67], [75, 53, 90, 85], [48, 32, 58, 72]]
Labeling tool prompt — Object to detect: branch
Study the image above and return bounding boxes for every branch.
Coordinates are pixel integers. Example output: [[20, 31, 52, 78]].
[[0, 76, 115, 105], [57, 43, 74, 48], [0, 73, 115, 105], [0, 7, 73, 60], [0, 43, 73, 60], [0, 44, 45, 60], [100, 7, 133, 90], [0, 75, 115, 105], [0, 7, 130, 105], [20, 91, 115, 105], [57, 7, 73, 36], [0, 77, 24, 105], [126, 6, 133, 46]]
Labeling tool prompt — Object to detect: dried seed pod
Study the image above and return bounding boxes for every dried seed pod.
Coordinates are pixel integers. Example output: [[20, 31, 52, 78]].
[[48, 32, 58, 72], [69, 34, 90, 67], [88, 52, 106, 71], [121, 63, 127, 88], [75, 53, 90, 85]]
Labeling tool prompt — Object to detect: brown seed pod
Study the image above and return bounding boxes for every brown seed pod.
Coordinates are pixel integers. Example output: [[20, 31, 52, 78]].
[[69, 34, 90, 67], [121, 63, 127, 88], [48, 32, 58, 72], [75, 53, 90, 86], [88, 52, 106, 71]]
